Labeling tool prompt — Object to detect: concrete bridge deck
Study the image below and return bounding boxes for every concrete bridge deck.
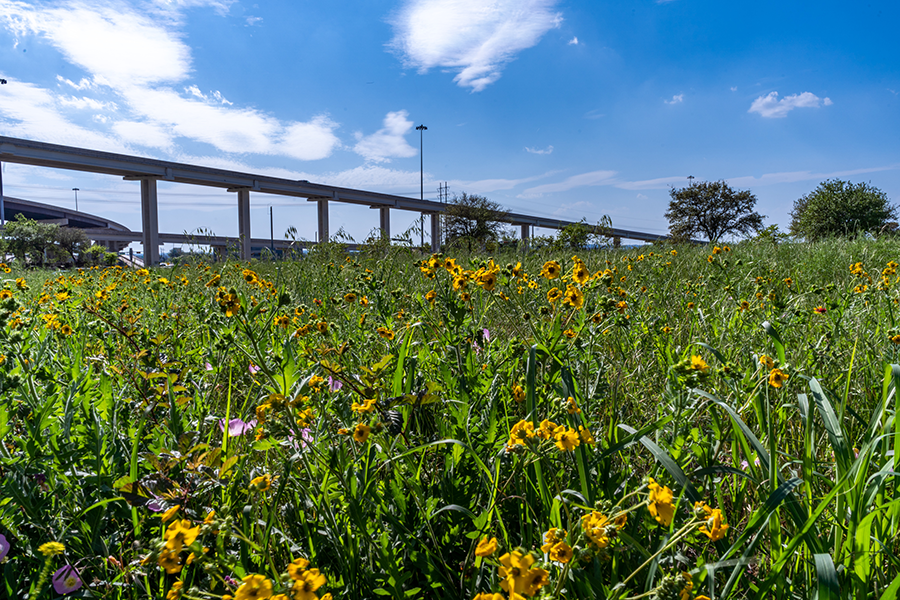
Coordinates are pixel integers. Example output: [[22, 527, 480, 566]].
[[0, 135, 679, 264]]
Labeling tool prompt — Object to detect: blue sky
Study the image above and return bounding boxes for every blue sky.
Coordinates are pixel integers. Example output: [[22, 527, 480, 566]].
[[0, 0, 898, 247]]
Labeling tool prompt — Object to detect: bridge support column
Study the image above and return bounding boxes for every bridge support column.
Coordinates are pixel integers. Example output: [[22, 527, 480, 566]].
[[430, 213, 441, 253], [379, 207, 390, 240], [520, 224, 530, 252], [317, 198, 329, 243], [237, 189, 251, 261], [139, 178, 160, 266]]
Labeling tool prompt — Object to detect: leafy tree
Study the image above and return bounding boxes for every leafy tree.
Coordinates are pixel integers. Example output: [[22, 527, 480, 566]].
[[4, 214, 59, 266], [443, 192, 510, 249], [55, 226, 90, 265], [665, 180, 765, 242], [790, 179, 897, 240], [552, 217, 614, 250]]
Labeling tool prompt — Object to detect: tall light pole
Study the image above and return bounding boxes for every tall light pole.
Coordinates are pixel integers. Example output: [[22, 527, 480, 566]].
[[416, 124, 427, 248], [72, 188, 79, 212]]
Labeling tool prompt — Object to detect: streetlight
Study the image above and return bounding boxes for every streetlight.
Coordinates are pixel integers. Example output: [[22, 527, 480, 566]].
[[72, 188, 79, 212], [416, 124, 427, 247]]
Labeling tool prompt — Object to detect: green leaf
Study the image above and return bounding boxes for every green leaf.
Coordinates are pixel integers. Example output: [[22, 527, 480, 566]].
[[815, 553, 840, 600], [762, 320, 785, 364]]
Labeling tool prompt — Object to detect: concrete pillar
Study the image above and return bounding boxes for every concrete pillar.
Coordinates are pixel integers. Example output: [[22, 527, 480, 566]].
[[317, 198, 329, 243], [520, 224, 530, 252], [379, 206, 391, 239], [237, 189, 251, 261], [430, 213, 441, 253], [140, 178, 160, 266]]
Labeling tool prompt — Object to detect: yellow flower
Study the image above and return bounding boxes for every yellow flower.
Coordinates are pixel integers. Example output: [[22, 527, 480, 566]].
[[498, 551, 536, 595], [562, 284, 584, 310], [157, 547, 181, 574], [698, 507, 729, 541], [537, 419, 561, 440], [690, 355, 709, 372], [647, 478, 675, 527], [547, 287, 563, 303], [166, 580, 184, 600], [161, 504, 180, 523], [317, 321, 329, 334], [578, 426, 595, 445], [377, 327, 395, 340], [38, 542, 65, 556], [572, 261, 591, 285], [287, 557, 311, 580], [768, 368, 789, 388], [164, 519, 200, 551], [351, 398, 377, 414], [250, 474, 273, 492], [343, 292, 357, 304], [566, 396, 581, 414], [235, 574, 273, 600], [563, 328, 577, 339], [554, 428, 581, 451], [424, 289, 437, 304], [541, 261, 561, 279], [512, 384, 526, 403], [759, 355, 775, 369], [475, 536, 498, 557], [353, 423, 371, 444], [540, 527, 565, 552], [291, 569, 326, 600], [508, 420, 536, 446], [549, 541, 573, 563]]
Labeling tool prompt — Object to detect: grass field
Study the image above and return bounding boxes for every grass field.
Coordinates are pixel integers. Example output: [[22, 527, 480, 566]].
[[1, 236, 899, 600]]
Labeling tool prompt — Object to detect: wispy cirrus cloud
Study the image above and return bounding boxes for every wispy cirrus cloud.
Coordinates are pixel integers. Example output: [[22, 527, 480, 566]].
[[748, 91, 832, 118], [664, 94, 683, 105], [525, 145, 553, 155], [519, 169, 616, 197], [388, 0, 562, 92]]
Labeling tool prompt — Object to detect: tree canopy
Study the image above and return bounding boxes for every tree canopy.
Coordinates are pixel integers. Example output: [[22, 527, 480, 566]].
[[790, 179, 897, 240], [665, 180, 765, 242], [443, 193, 510, 249]]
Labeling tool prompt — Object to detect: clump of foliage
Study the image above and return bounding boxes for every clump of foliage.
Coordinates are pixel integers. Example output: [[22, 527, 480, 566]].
[[443, 192, 510, 250], [790, 178, 897, 240], [2, 238, 900, 599], [665, 180, 765, 242], [2, 214, 110, 266]]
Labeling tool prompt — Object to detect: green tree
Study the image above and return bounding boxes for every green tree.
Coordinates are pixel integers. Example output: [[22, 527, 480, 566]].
[[55, 226, 90, 265], [665, 180, 765, 242], [443, 192, 509, 250], [552, 217, 614, 250], [4, 214, 59, 267], [790, 179, 897, 240]]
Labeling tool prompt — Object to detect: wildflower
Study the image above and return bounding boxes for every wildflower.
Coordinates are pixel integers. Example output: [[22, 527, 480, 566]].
[[578, 426, 595, 445], [554, 428, 581, 451], [164, 520, 200, 551], [547, 288, 563, 303], [235, 574, 273, 600], [538, 419, 561, 440], [541, 261, 561, 279], [891, 334, 900, 345], [508, 420, 536, 446], [759, 355, 775, 369], [549, 541, 573, 563], [248, 363, 261, 375], [39, 542, 65, 557], [540, 528, 565, 552], [566, 396, 581, 414], [768, 368, 789, 388], [353, 423, 371, 444], [0, 289, 12, 300], [690, 355, 710, 373], [166, 581, 184, 600], [287, 557, 311, 580], [317, 321, 329, 334], [343, 292, 357, 304], [814, 306, 827, 314], [647, 478, 675, 527], [498, 551, 536, 595], [0, 534, 9, 561], [351, 398, 377, 414], [698, 506, 729, 541], [59, 324, 73, 336], [250, 474, 272, 493], [158, 547, 181, 574], [572, 261, 591, 285], [52, 565, 83, 595], [580, 511, 612, 549], [739, 300, 750, 311], [562, 284, 584, 309], [478, 270, 498, 291], [512, 384, 526, 403], [275, 315, 290, 328], [686, 302, 695, 309], [161, 504, 180, 523], [475, 537, 498, 557], [425, 289, 436, 304], [377, 327, 395, 340], [220, 418, 257, 436], [472, 594, 504, 600], [291, 569, 326, 600], [563, 328, 577, 339]]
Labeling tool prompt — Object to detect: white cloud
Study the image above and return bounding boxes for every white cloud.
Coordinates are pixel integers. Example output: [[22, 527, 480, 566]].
[[584, 109, 605, 119], [568, 36, 578, 45], [353, 110, 418, 163], [389, 0, 562, 91], [0, 1, 341, 161], [246, 16, 262, 26], [748, 91, 831, 118], [525, 145, 553, 155], [449, 171, 557, 193], [636, 193, 648, 200], [665, 94, 683, 105], [730, 86, 737, 92], [552, 200, 592, 216], [520, 169, 616, 197], [615, 175, 688, 190], [112, 120, 174, 149]]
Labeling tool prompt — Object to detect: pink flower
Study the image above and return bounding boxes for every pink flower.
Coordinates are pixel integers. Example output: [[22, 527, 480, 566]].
[[482, 328, 491, 342], [205, 362, 214, 371], [248, 363, 261, 375], [52, 565, 83, 594], [328, 376, 343, 392], [219, 418, 257, 436], [740, 460, 749, 470], [0, 534, 9, 561]]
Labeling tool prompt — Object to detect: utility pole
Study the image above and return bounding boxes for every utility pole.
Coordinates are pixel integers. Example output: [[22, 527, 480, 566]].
[[687, 176, 695, 186], [270, 205, 274, 257], [417, 124, 427, 248], [72, 187, 79, 212]]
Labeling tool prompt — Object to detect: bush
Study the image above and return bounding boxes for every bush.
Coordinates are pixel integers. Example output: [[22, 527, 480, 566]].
[[790, 179, 897, 240]]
